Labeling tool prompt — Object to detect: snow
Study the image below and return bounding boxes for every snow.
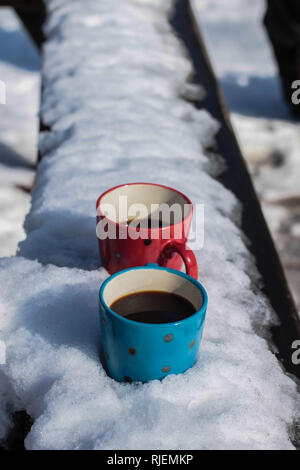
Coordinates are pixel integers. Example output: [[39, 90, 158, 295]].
[[192, 0, 274, 78], [0, 8, 39, 256], [0, 257, 298, 449], [0, 0, 299, 450], [192, 0, 300, 312]]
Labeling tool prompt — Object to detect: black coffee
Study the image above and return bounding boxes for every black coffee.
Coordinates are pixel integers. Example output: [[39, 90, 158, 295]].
[[110, 291, 196, 324], [125, 216, 163, 229]]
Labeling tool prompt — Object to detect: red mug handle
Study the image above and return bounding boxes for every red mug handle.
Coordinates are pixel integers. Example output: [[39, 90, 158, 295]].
[[158, 240, 198, 280]]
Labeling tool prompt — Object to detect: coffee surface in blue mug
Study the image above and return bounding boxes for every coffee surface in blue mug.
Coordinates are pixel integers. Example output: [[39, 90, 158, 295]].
[[110, 290, 196, 324]]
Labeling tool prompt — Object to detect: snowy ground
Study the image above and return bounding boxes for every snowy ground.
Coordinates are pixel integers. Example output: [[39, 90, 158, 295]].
[[0, 8, 39, 256], [0, 0, 299, 450], [192, 0, 300, 312]]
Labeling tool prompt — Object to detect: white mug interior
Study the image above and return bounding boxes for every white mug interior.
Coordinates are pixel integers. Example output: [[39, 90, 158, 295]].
[[103, 267, 203, 316], [98, 183, 191, 226]]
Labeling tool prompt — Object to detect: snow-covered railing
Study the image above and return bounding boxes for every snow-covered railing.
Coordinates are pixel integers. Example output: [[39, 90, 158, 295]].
[[0, 0, 299, 450]]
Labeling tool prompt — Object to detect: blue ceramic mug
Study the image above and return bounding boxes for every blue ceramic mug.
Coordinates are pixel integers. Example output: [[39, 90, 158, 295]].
[[99, 263, 208, 382]]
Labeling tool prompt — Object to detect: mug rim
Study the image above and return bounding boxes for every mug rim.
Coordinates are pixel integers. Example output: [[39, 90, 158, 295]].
[[99, 264, 208, 328], [96, 182, 193, 233]]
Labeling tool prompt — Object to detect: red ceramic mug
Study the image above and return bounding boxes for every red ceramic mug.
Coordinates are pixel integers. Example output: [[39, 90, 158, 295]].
[[96, 183, 198, 279]]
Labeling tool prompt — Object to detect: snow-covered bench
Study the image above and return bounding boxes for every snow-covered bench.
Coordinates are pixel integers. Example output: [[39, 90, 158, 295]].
[[0, 0, 299, 450]]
